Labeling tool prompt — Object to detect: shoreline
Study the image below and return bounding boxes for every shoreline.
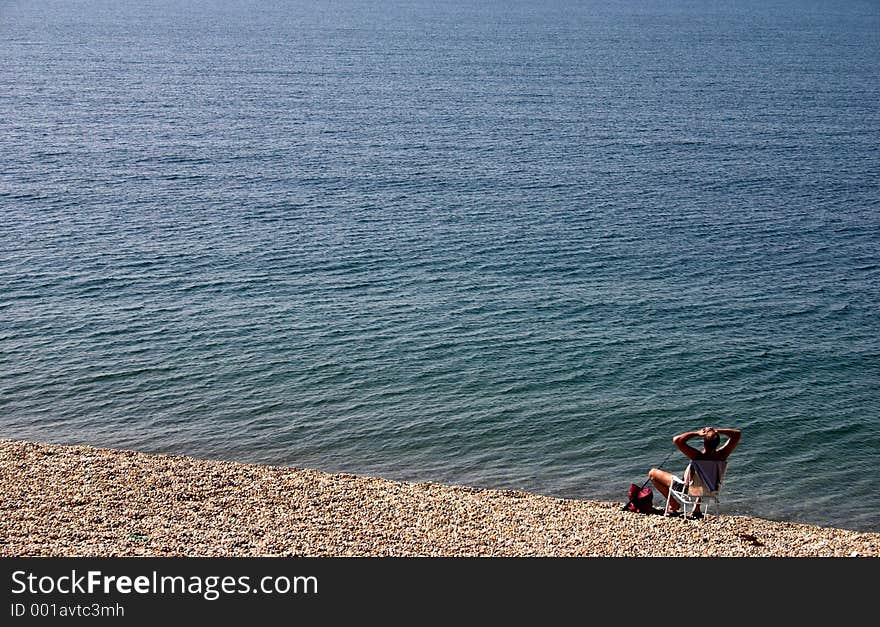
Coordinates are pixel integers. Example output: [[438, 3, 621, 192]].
[[1, 438, 877, 557]]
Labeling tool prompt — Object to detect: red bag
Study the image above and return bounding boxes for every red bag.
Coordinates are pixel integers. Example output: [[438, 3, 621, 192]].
[[625, 483, 654, 514]]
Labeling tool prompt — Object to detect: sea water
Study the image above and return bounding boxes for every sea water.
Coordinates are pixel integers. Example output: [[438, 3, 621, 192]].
[[2, 0, 878, 532]]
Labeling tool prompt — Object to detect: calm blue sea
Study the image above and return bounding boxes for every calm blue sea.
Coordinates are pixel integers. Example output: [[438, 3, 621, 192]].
[[2, 0, 878, 532]]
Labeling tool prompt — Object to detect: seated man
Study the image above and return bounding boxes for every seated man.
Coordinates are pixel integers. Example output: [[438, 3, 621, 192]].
[[648, 426, 741, 516]]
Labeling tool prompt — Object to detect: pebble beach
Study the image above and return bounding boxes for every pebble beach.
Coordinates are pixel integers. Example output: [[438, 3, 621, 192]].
[[1, 439, 877, 557]]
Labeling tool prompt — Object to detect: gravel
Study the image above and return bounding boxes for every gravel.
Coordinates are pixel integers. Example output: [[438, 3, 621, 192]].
[[1, 439, 877, 557]]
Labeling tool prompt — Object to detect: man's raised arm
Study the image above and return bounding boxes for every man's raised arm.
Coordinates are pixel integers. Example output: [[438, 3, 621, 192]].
[[672, 430, 702, 460], [715, 428, 742, 458]]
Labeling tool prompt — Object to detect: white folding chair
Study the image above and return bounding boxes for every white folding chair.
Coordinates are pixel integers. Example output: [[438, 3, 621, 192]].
[[664, 459, 727, 519]]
